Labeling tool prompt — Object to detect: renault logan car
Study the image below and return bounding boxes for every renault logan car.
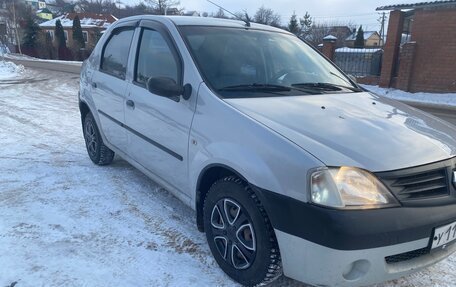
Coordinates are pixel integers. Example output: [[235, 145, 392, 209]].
[[78, 16, 456, 286]]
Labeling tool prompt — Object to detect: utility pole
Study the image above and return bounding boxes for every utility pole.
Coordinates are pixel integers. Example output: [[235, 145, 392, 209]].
[[378, 12, 386, 47]]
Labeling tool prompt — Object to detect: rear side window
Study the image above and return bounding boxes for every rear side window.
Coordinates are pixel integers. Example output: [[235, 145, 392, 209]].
[[101, 28, 134, 79], [135, 29, 179, 86]]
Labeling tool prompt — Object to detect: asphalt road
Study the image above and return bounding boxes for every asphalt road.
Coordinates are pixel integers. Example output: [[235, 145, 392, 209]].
[[410, 102, 456, 127]]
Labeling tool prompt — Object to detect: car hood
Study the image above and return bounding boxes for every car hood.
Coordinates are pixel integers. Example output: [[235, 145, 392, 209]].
[[225, 92, 456, 172]]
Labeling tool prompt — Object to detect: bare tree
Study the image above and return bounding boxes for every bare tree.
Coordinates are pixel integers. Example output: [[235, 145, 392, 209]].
[[78, 0, 117, 14], [212, 8, 227, 19], [253, 6, 281, 27], [145, 0, 180, 15], [3, 0, 28, 53], [114, 3, 152, 18], [305, 21, 357, 48]]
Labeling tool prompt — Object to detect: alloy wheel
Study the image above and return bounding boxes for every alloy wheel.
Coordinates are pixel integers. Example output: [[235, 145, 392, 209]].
[[84, 120, 98, 157], [210, 198, 256, 270]]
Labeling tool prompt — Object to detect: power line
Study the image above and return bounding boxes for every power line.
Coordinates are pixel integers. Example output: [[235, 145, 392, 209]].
[[311, 12, 378, 19]]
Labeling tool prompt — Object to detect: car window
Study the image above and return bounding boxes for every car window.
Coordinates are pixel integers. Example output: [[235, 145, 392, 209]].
[[101, 28, 134, 79], [135, 29, 179, 86]]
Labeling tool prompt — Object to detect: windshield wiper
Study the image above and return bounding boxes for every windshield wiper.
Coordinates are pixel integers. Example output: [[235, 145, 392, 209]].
[[291, 82, 362, 92], [219, 84, 290, 91], [218, 83, 319, 94]]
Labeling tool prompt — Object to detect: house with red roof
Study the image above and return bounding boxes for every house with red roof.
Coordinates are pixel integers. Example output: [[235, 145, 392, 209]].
[[39, 13, 117, 49]]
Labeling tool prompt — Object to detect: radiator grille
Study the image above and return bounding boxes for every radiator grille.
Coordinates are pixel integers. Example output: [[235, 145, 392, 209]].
[[376, 158, 456, 204], [390, 169, 449, 200]]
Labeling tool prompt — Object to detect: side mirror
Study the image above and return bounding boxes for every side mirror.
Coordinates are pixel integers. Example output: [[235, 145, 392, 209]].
[[147, 77, 192, 101], [147, 77, 183, 99]]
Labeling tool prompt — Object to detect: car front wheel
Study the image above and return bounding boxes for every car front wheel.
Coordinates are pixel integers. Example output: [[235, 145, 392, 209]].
[[203, 176, 282, 286]]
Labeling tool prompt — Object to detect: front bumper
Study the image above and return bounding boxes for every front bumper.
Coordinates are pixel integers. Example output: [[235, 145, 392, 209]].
[[254, 187, 456, 286], [276, 230, 456, 287]]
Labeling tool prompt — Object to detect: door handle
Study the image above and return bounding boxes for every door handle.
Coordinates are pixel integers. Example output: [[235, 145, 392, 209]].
[[91, 82, 97, 88], [126, 100, 135, 109]]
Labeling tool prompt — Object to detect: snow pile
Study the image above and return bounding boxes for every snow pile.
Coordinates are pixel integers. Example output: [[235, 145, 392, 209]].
[[362, 85, 456, 108], [0, 61, 24, 80]]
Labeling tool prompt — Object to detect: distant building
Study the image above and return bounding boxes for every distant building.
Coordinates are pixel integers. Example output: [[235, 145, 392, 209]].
[[46, 0, 75, 15], [39, 13, 117, 48], [165, 8, 181, 15], [24, 0, 46, 10], [345, 31, 382, 47], [37, 8, 53, 20], [183, 11, 200, 17], [328, 26, 352, 47]]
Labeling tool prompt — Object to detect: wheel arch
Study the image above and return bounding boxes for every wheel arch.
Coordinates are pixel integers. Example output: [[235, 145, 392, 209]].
[[79, 100, 91, 124], [195, 164, 250, 232]]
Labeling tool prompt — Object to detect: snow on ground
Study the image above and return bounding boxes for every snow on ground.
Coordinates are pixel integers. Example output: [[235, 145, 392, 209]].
[[0, 61, 25, 80], [4, 53, 82, 65], [362, 84, 456, 108], [0, 67, 454, 286]]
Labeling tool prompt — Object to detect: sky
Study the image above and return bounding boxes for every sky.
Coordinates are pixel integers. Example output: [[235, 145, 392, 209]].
[[139, 0, 423, 31]]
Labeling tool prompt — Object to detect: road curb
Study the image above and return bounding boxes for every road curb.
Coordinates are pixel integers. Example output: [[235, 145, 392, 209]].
[[6, 57, 82, 74]]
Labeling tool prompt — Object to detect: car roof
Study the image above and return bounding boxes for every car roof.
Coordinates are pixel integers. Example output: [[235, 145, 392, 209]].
[[115, 15, 291, 34]]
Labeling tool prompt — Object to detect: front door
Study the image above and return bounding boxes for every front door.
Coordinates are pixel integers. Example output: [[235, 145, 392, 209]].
[[125, 22, 194, 194]]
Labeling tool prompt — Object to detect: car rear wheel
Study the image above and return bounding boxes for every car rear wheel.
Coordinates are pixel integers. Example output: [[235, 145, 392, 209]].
[[83, 112, 114, 165], [203, 176, 282, 286]]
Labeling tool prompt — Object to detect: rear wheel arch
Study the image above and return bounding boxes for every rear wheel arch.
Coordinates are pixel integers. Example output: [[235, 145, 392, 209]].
[[79, 101, 91, 123]]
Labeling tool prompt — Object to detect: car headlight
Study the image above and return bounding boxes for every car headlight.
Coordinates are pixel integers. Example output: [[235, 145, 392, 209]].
[[310, 167, 399, 209]]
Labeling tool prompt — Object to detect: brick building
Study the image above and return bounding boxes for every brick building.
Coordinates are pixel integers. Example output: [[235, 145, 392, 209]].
[[39, 13, 117, 49], [377, 0, 456, 93]]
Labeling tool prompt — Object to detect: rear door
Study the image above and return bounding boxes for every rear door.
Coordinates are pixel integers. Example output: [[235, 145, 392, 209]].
[[91, 23, 135, 151], [125, 21, 194, 193]]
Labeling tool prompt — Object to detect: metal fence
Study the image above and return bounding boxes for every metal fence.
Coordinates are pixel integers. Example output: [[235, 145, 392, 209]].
[[334, 47, 383, 77]]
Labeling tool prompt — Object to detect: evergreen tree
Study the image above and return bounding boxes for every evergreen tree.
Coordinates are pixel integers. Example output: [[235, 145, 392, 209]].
[[354, 26, 365, 48], [300, 12, 312, 37], [288, 12, 300, 35], [54, 19, 66, 49], [22, 12, 40, 49], [72, 15, 85, 50]]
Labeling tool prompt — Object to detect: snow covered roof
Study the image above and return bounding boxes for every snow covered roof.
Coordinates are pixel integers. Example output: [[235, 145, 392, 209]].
[[37, 8, 52, 14], [45, 0, 72, 5], [377, 0, 456, 10], [346, 31, 379, 41], [39, 13, 118, 29], [323, 35, 337, 40], [336, 47, 383, 53]]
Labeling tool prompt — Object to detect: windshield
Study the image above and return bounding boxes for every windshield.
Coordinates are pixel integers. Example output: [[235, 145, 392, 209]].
[[180, 26, 359, 98]]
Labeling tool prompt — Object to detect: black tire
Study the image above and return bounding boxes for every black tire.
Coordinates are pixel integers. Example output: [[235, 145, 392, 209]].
[[203, 176, 282, 286], [83, 112, 114, 165]]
